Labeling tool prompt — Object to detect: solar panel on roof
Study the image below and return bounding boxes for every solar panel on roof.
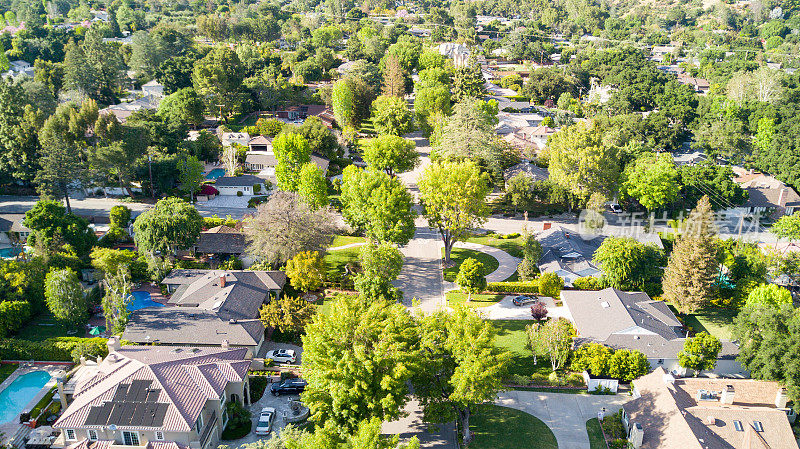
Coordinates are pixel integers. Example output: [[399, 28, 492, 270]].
[[112, 384, 130, 401], [84, 380, 169, 427]]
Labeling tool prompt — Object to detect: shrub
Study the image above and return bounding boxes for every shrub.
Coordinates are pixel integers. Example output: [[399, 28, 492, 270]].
[[573, 277, 601, 290], [548, 371, 563, 385], [69, 339, 109, 363], [538, 272, 563, 298], [221, 402, 252, 440], [530, 373, 550, 385], [566, 372, 585, 387], [530, 301, 548, 320], [253, 183, 261, 193], [517, 259, 538, 281], [485, 281, 539, 293], [109, 206, 131, 228], [509, 374, 531, 385], [236, 191, 243, 197], [0, 300, 32, 338], [220, 256, 243, 270]]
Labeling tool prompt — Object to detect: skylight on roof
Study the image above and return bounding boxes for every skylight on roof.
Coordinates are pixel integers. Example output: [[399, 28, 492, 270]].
[[600, 301, 610, 308], [753, 421, 763, 432], [733, 420, 743, 431]]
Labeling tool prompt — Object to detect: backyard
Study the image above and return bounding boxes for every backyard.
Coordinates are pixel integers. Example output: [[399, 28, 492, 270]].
[[14, 312, 80, 342], [681, 307, 737, 340], [442, 247, 499, 283], [469, 404, 558, 449]]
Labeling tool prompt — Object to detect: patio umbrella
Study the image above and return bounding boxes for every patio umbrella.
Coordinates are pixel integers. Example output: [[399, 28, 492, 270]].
[[89, 326, 106, 335]]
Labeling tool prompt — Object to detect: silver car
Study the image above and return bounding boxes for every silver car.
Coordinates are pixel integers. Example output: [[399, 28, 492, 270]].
[[255, 407, 276, 435]]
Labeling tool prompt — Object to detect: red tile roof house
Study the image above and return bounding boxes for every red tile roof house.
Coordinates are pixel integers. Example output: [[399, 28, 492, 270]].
[[622, 367, 798, 449], [52, 338, 252, 449]]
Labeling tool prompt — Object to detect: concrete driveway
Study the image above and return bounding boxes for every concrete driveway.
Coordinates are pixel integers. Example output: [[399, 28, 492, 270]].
[[495, 390, 630, 449], [227, 384, 307, 448], [382, 399, 457, 449], [480, 296, 574, 321]]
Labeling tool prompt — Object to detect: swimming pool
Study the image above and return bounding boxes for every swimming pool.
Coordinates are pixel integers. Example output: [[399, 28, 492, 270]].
[[205, 168, 226, 180], [0, 247, 23, 258], [0, 371, 52, 424], [126, 291, 165, 312]]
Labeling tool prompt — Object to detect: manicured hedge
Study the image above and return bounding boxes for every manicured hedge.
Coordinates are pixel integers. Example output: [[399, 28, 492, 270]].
[[485, 281, 539, 294], [0, 337, 109, 362]]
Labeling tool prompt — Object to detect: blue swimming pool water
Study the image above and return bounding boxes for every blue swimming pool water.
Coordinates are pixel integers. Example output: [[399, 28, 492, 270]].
[[0, 371, 51, 424], [126, 291, 165, 312], [0, 247, 23, 258], [205, 168, 226, 179]]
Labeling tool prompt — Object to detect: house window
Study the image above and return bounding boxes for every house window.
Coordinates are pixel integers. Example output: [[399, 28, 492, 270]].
[[155, 432, 164, 441], [733, 420, 743, 431], [65, 430, 76, 441], [195, 414, 204, 434], [88, 430, 98, 441], [122, 431, 140, 446], [753, 421, 764, 432]]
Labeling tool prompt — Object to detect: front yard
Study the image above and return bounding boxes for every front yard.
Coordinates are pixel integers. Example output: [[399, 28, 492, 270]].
[[469, 404, 558, 449], [492, 319, 554, 379], [443, 247, 499, 282], [446, 291, 506, 308]]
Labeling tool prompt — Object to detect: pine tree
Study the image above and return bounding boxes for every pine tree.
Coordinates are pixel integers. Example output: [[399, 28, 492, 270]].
[[452, 56, 487, 102], [662, 195, 718, 313], [382, 55, 405, 97]]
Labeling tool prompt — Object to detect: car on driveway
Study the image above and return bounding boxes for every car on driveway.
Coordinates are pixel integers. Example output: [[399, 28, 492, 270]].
[[609, 203, 623, 213], [270, 378, 307, 396], [255, 407, 276, 435], [512, 295, 537, 306], [266, 349, 297, 364]]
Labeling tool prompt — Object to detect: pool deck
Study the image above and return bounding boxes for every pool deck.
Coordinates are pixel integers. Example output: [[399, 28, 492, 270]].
[[0, 364, 68, 445]]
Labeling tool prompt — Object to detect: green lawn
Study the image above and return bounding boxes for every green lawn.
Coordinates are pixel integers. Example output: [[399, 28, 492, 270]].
[[0, 363, 18, 384], [675, 306, 737, 340], [586, 418, 606, 449], [492, 320, 553, 378], [443, 248, 499, 283], [329, 235, 366, 248], [14, 312, 79, 341], [446, 291, 506, 308], [467, 235, 526, 259], [469, 404, 558, 449], [323, 246, 361, 281]]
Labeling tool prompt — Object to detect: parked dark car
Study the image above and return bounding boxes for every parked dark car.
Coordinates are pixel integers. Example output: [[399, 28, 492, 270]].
[[270, 378, 307, 396], [512, 295, 537, 306]]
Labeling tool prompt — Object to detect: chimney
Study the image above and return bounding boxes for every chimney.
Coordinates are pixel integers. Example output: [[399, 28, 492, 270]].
[[629, 423, 644, 449], [222, 339, 229, 349], [543, 222, 552, 231], [776, 387, 789, 409], [720, 385, 735, 405], [107, 336, 121, 354], [779, 188, 788, 208], [219, 274, 226, 288], [55, 371, 68, 409]]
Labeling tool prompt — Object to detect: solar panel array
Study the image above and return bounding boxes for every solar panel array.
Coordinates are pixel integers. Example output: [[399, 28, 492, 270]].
[[84, 380, 168, 428]]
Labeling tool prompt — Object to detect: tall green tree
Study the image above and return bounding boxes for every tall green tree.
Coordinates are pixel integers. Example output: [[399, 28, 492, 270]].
[[413, 307, 507, 446], [452, 57, 486, 102], [158, 88, 205, 127], [370, 95, 414, 136], [24, 200, 97, 258], [547, 121, 619, 200], [455, 258, 486, 302], [418, 160, 491, 264], [746, 284, 792, 309], [192, 45, 246, 117], [285, 251, 326, 293], [593, 237, 664, 290], [301, 294, 417, 434], [0, 79, 41, 184], [662, 196, 719, 314], [133, 197, 203, 255], [354, 242, 404, 302], [177, 155, 204, 202], [678, 332, 722, 375], [771, 212, 800, 241], [272, 132, 312, 192], [340, 166, 416, 246], [362, 135, 418, 176], [620, 152, 679, 211], [44, 268, 87, 327], [526, 317, 573, 372], [297, 162, 329, 210]]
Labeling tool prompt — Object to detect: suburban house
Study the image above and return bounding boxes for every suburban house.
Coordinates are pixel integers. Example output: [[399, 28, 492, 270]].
[[0, 213, 30, 252], [537, 226, 605, 286], [53, 338, 252, 449], [247, 136, 272, 153], [212, 175, 268, 196], [122, 269, 286, 355], [621, 367, 797, 449], [503, 161, 550, 184], [243, 149, 330, 184], [503, 126, 556, 153], [728, 167, 800, 217], [273, 105, 336, 128], [220, 132, 250, 147], [562, 288, 745, 376], [193, 226, 245, 258], [676, 73, 711, 94], [438, 42, 470, 67]]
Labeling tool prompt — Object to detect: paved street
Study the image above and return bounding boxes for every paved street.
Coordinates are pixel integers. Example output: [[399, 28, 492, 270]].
[[495, 390, 630, 449], [394, 222, 446, 312], [382, 400, 457, 449]]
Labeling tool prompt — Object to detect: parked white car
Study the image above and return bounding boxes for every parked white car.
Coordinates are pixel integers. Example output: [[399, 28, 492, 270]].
[[255, 407, 275, 435], [266, 349, 297, 364]]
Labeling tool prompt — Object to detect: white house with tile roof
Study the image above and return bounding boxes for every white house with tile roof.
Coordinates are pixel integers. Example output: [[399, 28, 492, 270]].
[[53, 339, 251, 449]]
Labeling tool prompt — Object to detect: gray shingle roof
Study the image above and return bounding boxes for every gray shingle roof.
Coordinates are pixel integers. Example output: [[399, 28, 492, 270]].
[[123, 307, 263, 347], [213, 174, 267, 187], [537, 226, 604, 284], [194, 226, 245, 254]]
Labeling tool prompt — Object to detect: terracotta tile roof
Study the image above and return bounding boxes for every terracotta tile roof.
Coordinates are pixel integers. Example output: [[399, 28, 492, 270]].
[[55, 346, 250, 433], [624, 368, 797, 449]]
